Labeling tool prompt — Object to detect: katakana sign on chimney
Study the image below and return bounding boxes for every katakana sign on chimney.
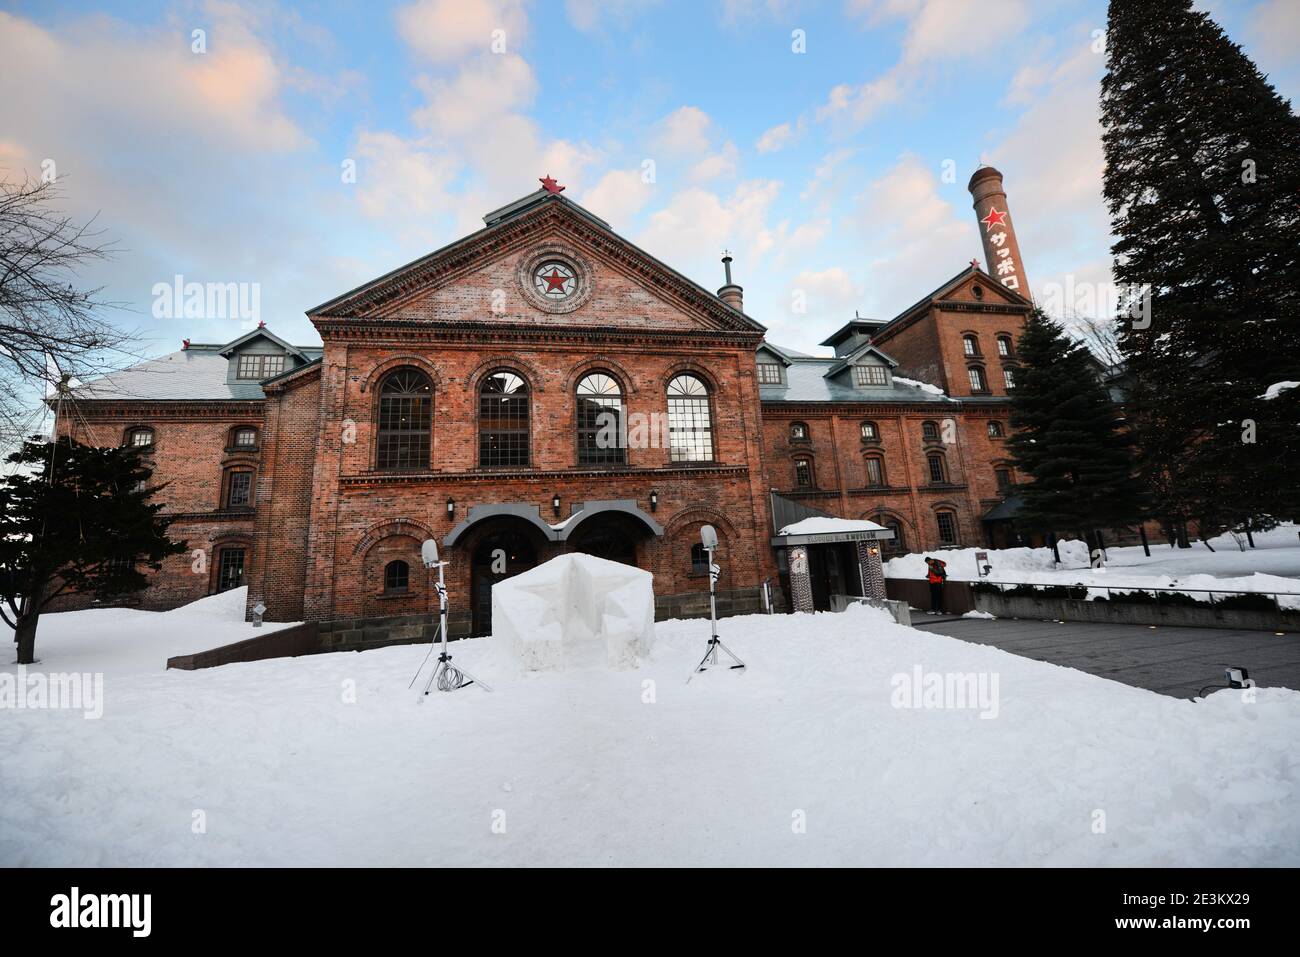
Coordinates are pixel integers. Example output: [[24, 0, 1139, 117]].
[[968, 166, 1028, 296]]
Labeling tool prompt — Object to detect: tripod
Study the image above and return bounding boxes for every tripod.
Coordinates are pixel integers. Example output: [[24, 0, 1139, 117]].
[[687, 546, 746, 682], [413, 556, 491, 695]]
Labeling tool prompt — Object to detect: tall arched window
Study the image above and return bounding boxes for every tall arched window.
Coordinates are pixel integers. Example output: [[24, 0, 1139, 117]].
[[667, 374, 713, 463], [377, 369, 433, 471], [962, 334, 980, 356], [863, 454, 886, 488], [480, 371, 530, 468], [793, 456, 814, 488], [927, 453, 947, 484], [874, 515, 905, 555], [576, 372, 625, 466]]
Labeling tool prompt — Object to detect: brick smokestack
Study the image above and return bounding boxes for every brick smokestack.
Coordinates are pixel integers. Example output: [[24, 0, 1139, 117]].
[[968, 166, 1028, 297], [717, 252, 743, 312]]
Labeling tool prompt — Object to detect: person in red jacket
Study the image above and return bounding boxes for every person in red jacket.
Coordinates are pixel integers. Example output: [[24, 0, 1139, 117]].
[[924, 556, 948, 614]]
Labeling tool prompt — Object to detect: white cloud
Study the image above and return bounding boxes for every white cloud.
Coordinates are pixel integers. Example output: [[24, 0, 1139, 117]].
[[786, 266, 863, 320], [566, 0, 660, 32], [655, 106, 714, 155], [412, 53, 538, 136], [579, 168, 656, 226], [396, 0, 528, 63], [756, 122, 796, 153], [638, 180, 783, 286], [690, 143, 740, 182]]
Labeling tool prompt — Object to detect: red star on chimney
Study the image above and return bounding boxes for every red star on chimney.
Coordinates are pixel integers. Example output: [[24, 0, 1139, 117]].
[[539, 174, 565, 194], [980, 206, 1009, 231]]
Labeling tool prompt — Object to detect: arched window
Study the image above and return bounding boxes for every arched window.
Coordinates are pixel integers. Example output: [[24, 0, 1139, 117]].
[[875, 515, 905, 555], [987, 420, 1004, 438], [968, 367, 987, 392], [690, 542, 709, 575], [936, 510, 959, 545], [377, 369, 432, 471], [479, 371, 530, 468], [1003, 368, 1016, 391], [126, 426, 154, 448], [793, 456, 814, 488], [863, 454, 886, 488], [860, 420, 878, 442], [576, 372, 624, 466], [790, 421, 809, 441], [995, 467, 1014, 493], [962, 334, 980, 356], [921, 420, 940, 442], [667, 374, 713, 463], [384, 560, 410, 594], [997, 335, 1013, 357], [223, 468, 254, 509], [231, 426, 258, 448], [927, 453, 947, 484]]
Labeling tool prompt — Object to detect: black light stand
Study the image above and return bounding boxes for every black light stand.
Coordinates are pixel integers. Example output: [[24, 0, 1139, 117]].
[[688, 524, 746, 682], [411, 539, 492, 695]]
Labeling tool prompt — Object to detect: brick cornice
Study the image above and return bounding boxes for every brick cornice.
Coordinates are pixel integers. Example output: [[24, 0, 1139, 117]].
[[314, 316, 764, 350], [339, 463, 750, 488], [66, 400, 264, 421]]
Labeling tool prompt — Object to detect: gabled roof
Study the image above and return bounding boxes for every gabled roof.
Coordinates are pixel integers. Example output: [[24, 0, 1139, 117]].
[[756, 343, 796, 367], [818, 317, 887, 348], [824, 340, 898, 379], [216, 326, 310, 361], [759, 346, 954, 406], [307, 189, 765, 336], [873, 263, 1032, 339]]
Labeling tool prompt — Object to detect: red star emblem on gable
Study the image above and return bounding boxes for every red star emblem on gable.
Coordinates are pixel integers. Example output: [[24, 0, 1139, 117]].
[[539, 174, 565, 194], [540, 268, 570, 293], [980, 206, 1009, 231]]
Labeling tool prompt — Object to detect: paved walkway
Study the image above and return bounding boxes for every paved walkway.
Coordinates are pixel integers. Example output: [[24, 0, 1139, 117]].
[[910, 614, 1300, 699]]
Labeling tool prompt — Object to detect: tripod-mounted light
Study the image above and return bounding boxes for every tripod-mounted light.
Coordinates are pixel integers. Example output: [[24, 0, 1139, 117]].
[[687, 524, 746, 682], [410, 539, 491, 695]]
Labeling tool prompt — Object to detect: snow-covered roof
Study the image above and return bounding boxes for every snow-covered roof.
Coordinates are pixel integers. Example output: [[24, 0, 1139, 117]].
[[779, 517, 886, 536]]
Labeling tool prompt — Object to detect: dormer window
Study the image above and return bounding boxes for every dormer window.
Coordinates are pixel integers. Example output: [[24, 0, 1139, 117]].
[[236, 354, 286, 380], [852, 365, 888, 387], [757, 362, 782, 385]]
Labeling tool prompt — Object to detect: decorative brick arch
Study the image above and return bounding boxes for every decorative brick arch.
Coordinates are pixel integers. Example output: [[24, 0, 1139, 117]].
[[466, 355, 546, 393], [360, 355, 442, 393], [562, 356, 640, 395], [664, 506, 739, 541], [660, 360, 719, 393], [351, 518, 438, 559]]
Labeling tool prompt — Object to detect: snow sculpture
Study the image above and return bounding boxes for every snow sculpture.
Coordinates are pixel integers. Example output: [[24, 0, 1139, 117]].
[[492, 553, 656, 672]]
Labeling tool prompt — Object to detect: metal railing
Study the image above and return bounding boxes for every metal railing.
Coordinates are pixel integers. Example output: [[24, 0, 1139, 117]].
[[976, 580, 1300, 615]]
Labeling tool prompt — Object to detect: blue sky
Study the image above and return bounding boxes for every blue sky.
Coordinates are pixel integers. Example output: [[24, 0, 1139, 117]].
[[2, 0, 1297, 380]]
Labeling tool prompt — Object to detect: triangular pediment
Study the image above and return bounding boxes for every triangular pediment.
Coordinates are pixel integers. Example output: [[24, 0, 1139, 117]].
[[309, 193, 764, 337], [934, 268, 1028, 308]]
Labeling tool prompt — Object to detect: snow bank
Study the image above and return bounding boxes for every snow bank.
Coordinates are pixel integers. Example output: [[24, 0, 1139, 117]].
[[1, 587, 299, 678], [885, 526, 1300, 608], [491, 553, 655, 672], [779, 517, 884, 536], [3, 602, 1297, 866]]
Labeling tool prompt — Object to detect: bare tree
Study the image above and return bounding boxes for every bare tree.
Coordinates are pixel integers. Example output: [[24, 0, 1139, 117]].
[[0, 174, 134, 444]]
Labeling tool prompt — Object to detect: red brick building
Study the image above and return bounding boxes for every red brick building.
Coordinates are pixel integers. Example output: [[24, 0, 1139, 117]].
[[56, 167, 1036, 639]]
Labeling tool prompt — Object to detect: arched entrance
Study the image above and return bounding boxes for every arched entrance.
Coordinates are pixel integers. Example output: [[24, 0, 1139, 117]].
[[469, 522, 542, 637], [567, 511, 647, 566]]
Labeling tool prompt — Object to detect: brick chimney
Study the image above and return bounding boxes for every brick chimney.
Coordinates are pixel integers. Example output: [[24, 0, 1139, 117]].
[[717, 251, 743, 312], [968, 166, 1028, 296]]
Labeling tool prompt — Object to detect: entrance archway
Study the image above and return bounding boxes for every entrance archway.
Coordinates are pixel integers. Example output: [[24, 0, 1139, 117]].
[[567, 511, 648, 567], [469, 522, 542, 637]]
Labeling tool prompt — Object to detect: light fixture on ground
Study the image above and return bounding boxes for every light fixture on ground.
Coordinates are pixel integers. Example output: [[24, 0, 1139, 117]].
[[687, 524, 746, 682], [410, 539, 491, 695]]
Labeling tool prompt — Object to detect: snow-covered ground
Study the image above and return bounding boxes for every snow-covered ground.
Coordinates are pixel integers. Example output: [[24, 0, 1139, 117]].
[[886, 524, 1300, 609], [2, 594, 1297, 866]]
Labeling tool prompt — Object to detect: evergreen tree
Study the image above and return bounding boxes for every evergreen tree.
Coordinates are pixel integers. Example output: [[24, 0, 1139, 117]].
[[0, 436, 187, 664], [1101, 0, 1300, 538], [1007, 309, 1149, 546]]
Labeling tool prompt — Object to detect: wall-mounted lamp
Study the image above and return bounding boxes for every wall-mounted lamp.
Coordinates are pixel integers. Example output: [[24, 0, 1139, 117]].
[[446, 496, 456, 519], [649, 490, 658, 512], [552, 494, 561, 517]]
